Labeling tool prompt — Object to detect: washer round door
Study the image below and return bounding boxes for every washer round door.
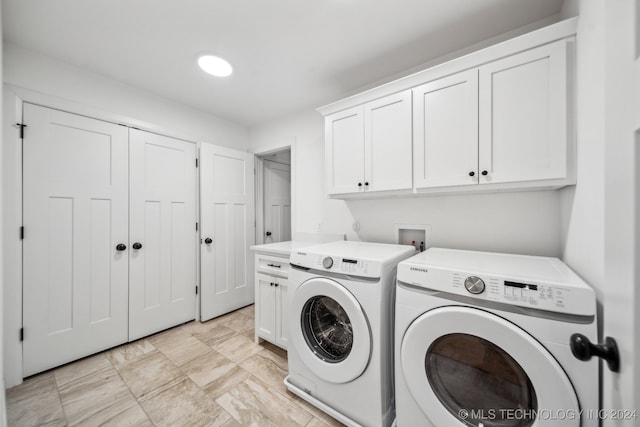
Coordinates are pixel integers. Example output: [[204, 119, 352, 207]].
[[401, 306, 580, 427], [290, 277, 371, 384]]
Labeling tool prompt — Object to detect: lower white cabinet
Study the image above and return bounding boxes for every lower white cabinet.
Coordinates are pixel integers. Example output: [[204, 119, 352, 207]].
[[255, 254, 290, 349]]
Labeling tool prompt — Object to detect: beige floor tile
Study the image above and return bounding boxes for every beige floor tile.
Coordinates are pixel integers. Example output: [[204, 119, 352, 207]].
[[106, 338, 156, 367], [216, 377, 313, 427], [141, 377, 232, 427], [237, 304, 255, 318], [180, 350, 237, 388], [215, 334, 264, 363], [53, 352, 112, 387], [6, 372, 66, 427], [291, 395, 346, 427], [149, 327, 212, 366], [58, 366, 149, 426], [201, 325, 240, 348], [204, 365, 253, 400], [116, 350, 185, 401], [240, 348, 288, 394], [224, 313, 254, 334], [260, 340, 288, 360]]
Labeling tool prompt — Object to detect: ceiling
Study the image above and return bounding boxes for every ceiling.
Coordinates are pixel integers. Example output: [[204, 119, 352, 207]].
[[2, 0, 565, 127]]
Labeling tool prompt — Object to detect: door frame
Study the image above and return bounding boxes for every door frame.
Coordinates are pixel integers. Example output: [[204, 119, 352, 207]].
[[254, 139, 296, 245], [2, 85, 203, 387]]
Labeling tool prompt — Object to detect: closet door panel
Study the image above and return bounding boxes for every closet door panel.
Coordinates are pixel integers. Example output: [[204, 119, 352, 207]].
[[129, 129, 197, 340]]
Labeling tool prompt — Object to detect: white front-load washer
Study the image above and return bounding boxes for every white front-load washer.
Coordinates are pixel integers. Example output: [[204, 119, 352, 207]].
[[395, 248, 599, 427], [285, 241, 415, 427]]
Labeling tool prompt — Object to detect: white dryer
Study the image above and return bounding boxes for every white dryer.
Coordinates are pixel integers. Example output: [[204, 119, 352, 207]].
[[395, 248, 599, 427], [286, 241, 415, 427]]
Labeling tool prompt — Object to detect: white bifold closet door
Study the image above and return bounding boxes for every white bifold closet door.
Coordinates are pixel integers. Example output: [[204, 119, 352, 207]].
[[128, 129, 197, 341], [22, 104, 197, 376], [23, 104, 130, 376], [200, 144, 255, 321]]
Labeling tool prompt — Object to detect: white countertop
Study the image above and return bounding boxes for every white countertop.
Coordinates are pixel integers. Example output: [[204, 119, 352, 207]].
[[250, 241, 318, 257]]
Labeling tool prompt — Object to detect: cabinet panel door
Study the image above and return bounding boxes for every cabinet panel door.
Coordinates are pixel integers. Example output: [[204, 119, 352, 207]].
[[129, 129, 197, 341], [256, 273, 276, 342], [413, 70, 479, 189], [276, 279, 289, 349], [479, 40, 568, 184], [23, 104, 129, 376], [325, 106, 365, 195], [364, 90, 413, 192]]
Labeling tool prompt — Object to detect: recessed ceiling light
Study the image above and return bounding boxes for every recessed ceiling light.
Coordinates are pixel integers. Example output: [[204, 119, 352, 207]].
[[197, 55, 233, 77]]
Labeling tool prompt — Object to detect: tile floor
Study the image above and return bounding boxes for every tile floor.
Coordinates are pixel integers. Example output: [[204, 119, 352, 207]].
[[6, 305, 345, 427]]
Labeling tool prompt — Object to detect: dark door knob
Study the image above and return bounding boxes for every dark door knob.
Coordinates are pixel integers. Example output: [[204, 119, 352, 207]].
[[116, 244, 127, 251], [364, 182, 369, 186], [265, 231, 272, 236], [481, 170, 488, 176], [357, 182, 363, 187], [570, 333, 620, 372], [132, 242, 143, 250], [469, 171, 475, 177], [204, 237, 213, 244]]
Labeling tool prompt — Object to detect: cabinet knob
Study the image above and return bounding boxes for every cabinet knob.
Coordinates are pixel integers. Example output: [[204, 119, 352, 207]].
[[364, 182, 369, 186], [481, 170, 488, 176], [275, 283, 279, 287], [265, 231, 272, 236], [132, 242, 143, 250], [468, 171, 475, 177], [116, 243, 127, 251], [357, 182, 363, 187], [204, 237, 213, 244]]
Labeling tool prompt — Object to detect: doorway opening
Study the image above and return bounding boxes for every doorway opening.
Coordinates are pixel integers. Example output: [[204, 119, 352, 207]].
[[256, 148, 292, 244]]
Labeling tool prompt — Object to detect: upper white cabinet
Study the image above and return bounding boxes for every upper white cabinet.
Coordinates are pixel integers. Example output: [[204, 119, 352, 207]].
[[326, 90, 412, 196], [320, 18, 577, 198], [413, 40, 571, 191], [478, 41, 568, 185]]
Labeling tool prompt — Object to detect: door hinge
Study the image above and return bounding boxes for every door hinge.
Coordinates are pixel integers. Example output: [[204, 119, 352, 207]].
[[195, 286, 198, 295], [16, 123, 27, 139], [20, 226, 24, 240], [195, 158, 199, 168], [196, 222, 199, 231], [19, 328, 24, 342]]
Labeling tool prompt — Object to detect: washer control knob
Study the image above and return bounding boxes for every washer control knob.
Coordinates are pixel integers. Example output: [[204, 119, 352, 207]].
[[464, 276, 486, 294], [322, 257, 333, 269]]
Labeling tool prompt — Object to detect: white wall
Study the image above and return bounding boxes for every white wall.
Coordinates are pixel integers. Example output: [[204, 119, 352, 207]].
[[0, 6, 7, 426], [3, 42, 249, 149], [2, 43, 250, 388], [249, 110, 564, 257]]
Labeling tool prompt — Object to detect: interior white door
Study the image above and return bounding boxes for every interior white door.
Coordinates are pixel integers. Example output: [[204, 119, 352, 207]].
[[128, 129, 197, 341], [413, 69, 479, 188], [263, 160, 291, 244], [200, 144, 255, 321], [23, 104, 129, 376]]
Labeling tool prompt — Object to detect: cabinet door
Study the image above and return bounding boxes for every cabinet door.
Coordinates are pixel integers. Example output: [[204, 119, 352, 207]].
[[255, 273, 276, 342], [413, 70, 479, 189], [479, 40, 568, 184], [325, 106, 365, 195], [129, 129, 197, 341], [275, 279, 289, 349], [364, 90, 413, 192]]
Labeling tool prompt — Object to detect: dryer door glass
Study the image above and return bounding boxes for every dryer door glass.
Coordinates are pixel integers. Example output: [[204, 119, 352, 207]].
[[425, 333, 537, 427], [301, 296, 353, 363]]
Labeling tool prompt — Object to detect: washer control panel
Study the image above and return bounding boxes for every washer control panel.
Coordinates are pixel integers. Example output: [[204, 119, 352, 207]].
[[291, 252, 380, 278]]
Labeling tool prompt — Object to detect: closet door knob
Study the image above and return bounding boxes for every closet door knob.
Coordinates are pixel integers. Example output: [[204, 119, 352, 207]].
[[481, 170, 488, 176], [364, 182, 369, 186], [204, 237, 213, 244], [116, 244, 127, 251], [469, 171, 475, 177], [357, 182, 363, 187], [265, 231, 272, 236], [132, 242, 143, 250]]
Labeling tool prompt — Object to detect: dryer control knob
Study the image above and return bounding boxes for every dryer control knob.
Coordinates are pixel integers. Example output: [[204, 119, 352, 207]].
[[322, 257, 333, 269], [464, 276, 485, 294]]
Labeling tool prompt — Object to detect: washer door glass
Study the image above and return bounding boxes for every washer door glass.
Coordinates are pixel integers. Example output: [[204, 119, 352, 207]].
[[302, 296, 353, 363], [426, 333, 536, 427]]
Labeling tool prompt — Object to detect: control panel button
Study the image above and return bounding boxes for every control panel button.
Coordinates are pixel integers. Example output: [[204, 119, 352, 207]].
[[464, 276, 486, 294], [322, 257, 333, 269]]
